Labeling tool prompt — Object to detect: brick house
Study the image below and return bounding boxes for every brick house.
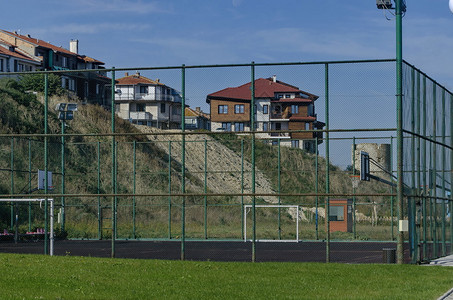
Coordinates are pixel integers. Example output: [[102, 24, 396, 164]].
[[0, 29, 110, 106], [206, 76, 324, 152]]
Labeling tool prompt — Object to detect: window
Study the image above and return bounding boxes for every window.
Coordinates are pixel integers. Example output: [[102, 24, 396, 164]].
[[308, 104, 314, 116], [0, 59, 3, 72], [140, 86, 148, 94], [68, 79, 75, 91], [291, 140, 299, 148], [96, 84, 100, 95], [161, 103, 166, 113], [221, 122, 232, 132], [234, 122, 244, 132], [305, 122, 310, 130], [285, 94, 291, 98], [234, 104, 245, 114], [218, 105, 228, 114], [62, 57, 68, 67], [136, 103, 145, 112], [329, 206, 344, 221], [263, 105, 269, 114], [291, 105, 299, 114], [263, 122, 268, 131]]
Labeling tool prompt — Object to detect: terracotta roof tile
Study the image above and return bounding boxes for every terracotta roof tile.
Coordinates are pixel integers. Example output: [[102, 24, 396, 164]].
[[116, 73, 165, 86], [0, 45, 39, 63], [207, 77, 318, 102]]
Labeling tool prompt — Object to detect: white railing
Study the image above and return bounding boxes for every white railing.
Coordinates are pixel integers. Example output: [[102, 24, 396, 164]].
[[130, 112, 152, 120]]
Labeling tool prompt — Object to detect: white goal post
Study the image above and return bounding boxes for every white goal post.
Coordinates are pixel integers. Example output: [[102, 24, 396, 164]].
[[243, 205, 299, 242], [1, 198, 54, 256]]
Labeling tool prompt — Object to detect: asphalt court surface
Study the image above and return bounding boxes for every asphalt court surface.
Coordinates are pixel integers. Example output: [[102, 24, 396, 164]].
[[0, 240, 409, 263]]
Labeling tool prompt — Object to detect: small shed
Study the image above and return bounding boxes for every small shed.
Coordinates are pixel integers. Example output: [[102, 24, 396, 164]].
[[329, 199, 353, 233]]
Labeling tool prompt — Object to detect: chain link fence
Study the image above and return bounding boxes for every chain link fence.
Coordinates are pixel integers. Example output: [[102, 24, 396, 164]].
[[0, 59, 451, 263]]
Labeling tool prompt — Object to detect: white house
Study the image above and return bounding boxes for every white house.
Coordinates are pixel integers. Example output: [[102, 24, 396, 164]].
[[115, 72, 183, 129], [0, 39, 40, 75]]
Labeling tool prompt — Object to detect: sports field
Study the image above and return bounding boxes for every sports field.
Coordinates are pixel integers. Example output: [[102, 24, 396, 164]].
[[0, 253, 452, 299]]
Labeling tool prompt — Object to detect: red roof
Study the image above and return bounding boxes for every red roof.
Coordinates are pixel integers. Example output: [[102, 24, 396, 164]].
[[0, 44, 39, 63], [0, 30, 104, 64], [116, 73, 165, 86], [207, 77, 318, 102]]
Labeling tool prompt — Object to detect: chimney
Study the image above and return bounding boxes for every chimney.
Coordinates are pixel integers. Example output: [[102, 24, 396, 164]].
[[156, 78, 160, 83], [125, 72, 129, 77], [196, 107, 201, 112], [70, 39, 79, 54], [272, 75, 277, 83]]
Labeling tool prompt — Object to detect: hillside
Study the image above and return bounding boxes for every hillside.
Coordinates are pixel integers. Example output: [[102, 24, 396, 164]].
[[0, 76, 391, 240]]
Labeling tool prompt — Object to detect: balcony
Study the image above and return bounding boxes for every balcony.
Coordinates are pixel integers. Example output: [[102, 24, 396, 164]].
[[116, 93, 182, 102], [130, 112, 152, 121]]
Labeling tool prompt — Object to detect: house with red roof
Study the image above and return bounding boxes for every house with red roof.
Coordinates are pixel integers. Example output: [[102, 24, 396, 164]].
[[206, 76, 324, 152], [185, 107, 210, 130], [0, 39, 41, 73], [115, 72, 183, 129], [0, 29, 110, 106]]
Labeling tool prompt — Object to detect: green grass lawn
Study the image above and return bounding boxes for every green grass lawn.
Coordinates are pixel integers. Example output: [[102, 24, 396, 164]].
[[0, 254, 452, 299]]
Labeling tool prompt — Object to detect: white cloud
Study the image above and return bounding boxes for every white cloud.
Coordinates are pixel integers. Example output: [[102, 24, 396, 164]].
[[73, 0, 168, 14], [31, 23, 152, 35]]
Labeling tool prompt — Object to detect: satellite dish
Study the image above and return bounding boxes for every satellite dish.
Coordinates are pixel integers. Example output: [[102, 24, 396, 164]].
[[450, 0, 453, 13]]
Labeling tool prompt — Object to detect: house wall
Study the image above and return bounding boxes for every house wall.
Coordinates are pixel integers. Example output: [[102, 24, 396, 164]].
[[210, 99, 250, 123], [288, 122, 313, 139]]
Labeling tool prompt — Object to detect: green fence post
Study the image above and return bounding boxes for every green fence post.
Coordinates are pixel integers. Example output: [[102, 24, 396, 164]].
[[28, 138, 32, 232], [204, 139, 208, 239], [133, 140, 137, 239], [450, 93, 453, 255], [390, 136, 395, 241], [416, 69, 421, 262], [61, 120, 66, 232], [410, 66, 417, 263], [251, 62, 256, 262], [432, 84, 438, 259], [10, 137, 14, 230], [441, 90, 446, 257], [395, 0, 405, 265], [352, 136, 356, 240], [97, 142, 101, 240], [168, 140, 172, 239], [111, 67, 116, 258], [44, 71, 49, 255], [277, 139, 282, 240], [325, 63, 330, 263], [422, 75, 427, 260], [181, 65, 186, 261], [241, 139, 245, 240], [315, 137, 319, 240]]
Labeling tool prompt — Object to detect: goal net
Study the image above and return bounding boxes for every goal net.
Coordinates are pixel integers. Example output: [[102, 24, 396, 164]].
[[0, 198, 55, 256], [243, 205, 299, 242]]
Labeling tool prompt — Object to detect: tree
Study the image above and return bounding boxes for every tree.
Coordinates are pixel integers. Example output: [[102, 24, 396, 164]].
[[19, 73, 63, 96]]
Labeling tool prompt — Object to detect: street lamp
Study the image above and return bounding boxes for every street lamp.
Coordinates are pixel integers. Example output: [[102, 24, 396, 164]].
[[55, 102, 78, 232], [376, 0, 405, 264]]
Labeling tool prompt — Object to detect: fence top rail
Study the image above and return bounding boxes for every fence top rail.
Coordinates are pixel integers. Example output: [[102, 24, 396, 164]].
[[402, 60, 453, 97], [0, 58, 397, 76]]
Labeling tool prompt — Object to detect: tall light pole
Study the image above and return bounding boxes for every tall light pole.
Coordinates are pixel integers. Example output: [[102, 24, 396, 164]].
[[395, 0, 405, 265], [377, 0, 406, 264]]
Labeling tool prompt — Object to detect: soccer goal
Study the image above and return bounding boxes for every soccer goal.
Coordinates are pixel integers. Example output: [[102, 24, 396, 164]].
[[243, 205, 299, 242], [0, 198, 55, 256]]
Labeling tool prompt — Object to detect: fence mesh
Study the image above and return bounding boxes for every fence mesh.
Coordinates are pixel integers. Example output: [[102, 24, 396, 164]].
[[0, 59, 451, 263]]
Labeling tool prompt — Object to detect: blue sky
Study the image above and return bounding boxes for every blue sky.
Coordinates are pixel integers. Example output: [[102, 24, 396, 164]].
[[1, 0, 452, 167], [1, 0, 452, 81]]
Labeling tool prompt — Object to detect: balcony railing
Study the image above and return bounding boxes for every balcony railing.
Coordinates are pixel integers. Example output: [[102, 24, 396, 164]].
[[116, 93, 182, 102], [129, 112, 152, 120]]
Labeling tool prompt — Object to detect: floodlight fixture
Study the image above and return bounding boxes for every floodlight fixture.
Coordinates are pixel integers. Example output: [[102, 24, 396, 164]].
[[376, 0, 392, 9], [66, 103, 78, 111], [55, 103, 67, 111]]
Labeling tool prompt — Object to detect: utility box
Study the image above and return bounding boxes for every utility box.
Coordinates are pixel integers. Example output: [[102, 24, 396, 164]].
[[329, 199, 353, 233]]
